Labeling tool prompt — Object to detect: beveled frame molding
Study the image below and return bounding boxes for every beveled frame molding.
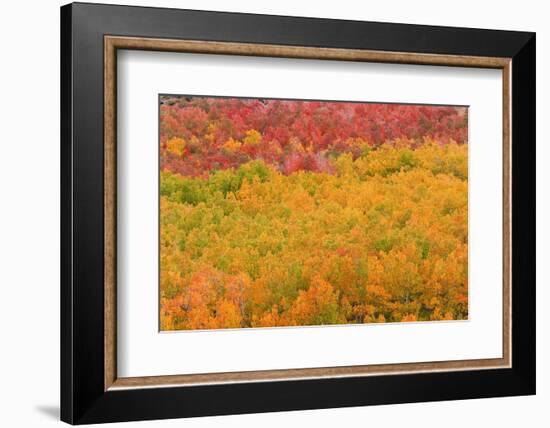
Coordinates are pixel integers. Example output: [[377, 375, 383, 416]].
[[104, 35, 512, 392]]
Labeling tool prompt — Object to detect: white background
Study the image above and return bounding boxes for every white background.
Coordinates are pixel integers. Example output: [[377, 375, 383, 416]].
[[118, 51, 503, 377], [0, 0, 546, 427]]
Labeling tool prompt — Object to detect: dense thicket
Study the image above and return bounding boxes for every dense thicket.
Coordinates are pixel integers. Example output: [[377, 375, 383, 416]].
[[159, 97, 468, 330], [160, 97, 468, 177]]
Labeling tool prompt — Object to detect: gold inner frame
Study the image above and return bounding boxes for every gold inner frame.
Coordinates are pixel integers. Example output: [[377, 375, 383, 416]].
[[104, 35, 512, 391]]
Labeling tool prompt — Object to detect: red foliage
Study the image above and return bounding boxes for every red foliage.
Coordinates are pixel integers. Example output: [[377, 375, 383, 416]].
[[160, 96, 467, 177]]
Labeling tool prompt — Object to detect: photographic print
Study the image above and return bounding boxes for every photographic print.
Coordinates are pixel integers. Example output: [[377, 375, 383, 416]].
[[159, 95, 468, 331]]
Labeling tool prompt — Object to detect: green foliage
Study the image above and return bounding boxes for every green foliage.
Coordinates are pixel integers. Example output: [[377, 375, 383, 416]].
[[161, 143, 468, 330]]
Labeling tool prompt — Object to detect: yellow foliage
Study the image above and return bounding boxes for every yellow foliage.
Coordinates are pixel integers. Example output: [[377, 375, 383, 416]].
[[223, 138, 242, 152], [159, 143, 469, 330], [243, 129, 262, 147], [166, 137, 186, 157]]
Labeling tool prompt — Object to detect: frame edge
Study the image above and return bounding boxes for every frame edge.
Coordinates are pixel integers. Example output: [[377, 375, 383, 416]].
[[60, 2, 74, 425], [510, 32, 536, 395]]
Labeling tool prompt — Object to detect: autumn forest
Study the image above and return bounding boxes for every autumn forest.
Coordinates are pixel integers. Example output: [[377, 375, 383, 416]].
[[159, 96, 468, 331]]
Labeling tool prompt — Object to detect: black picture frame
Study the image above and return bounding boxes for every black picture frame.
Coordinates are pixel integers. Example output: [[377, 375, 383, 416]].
[[61, 2, 535, 424]]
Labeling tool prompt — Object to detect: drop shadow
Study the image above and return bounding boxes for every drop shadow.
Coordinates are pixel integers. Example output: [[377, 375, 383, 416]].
[[35, 405, 59, 420]]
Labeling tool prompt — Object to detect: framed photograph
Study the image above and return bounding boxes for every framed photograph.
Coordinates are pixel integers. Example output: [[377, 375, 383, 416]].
[[60, 2, 535, 424]]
